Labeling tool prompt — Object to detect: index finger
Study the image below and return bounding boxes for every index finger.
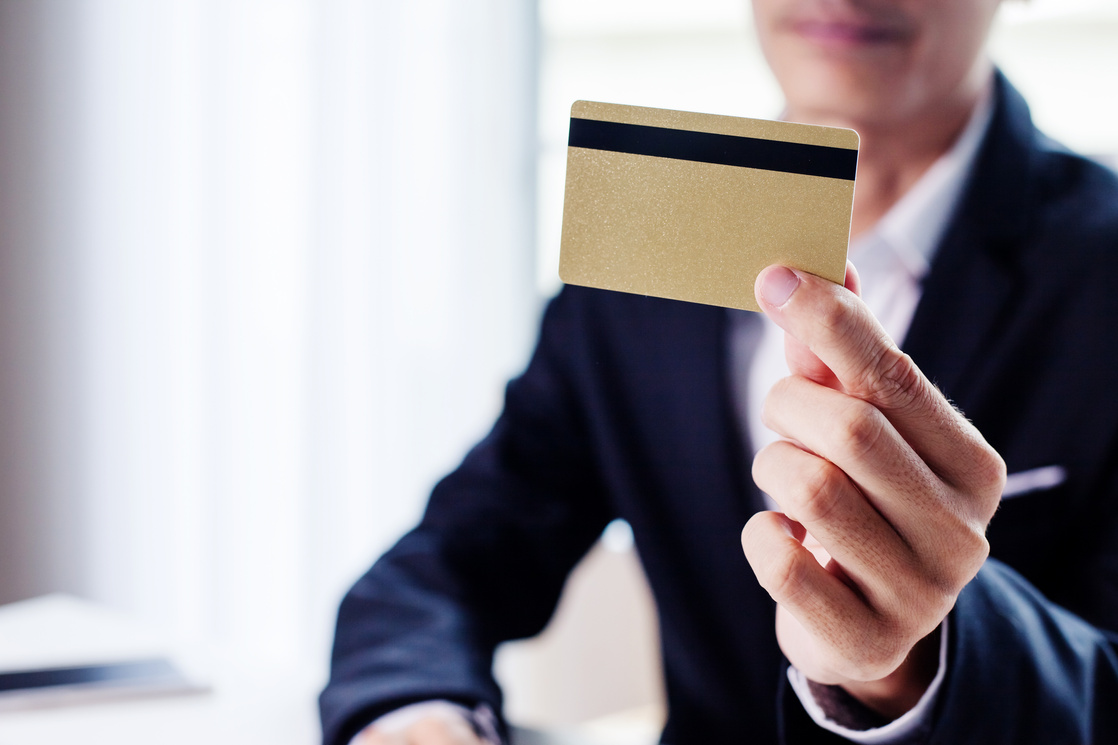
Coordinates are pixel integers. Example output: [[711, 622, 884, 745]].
[[754, 265, 1004, 495]]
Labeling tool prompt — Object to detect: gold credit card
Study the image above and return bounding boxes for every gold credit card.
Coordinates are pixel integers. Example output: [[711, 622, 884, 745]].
[[558, 101, 859, 312]]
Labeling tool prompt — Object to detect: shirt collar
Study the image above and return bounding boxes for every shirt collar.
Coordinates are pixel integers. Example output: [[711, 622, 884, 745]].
[[849, 82, 996, 282]]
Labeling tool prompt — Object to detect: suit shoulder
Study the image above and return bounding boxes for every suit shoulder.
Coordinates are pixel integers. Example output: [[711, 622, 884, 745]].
[[1021, 145, 1118, 278], [1034, 145, 1118, 237]]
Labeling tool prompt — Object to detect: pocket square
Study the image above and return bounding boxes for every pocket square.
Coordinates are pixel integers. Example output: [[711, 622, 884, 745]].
[[1001, 465, 1066, 499]]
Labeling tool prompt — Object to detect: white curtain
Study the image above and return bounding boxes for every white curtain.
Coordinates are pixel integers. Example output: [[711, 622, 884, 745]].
[[0, 0, 538, 680]]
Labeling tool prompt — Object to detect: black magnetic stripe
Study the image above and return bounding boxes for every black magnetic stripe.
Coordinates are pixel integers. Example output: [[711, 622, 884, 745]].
[[569, 117, 857, 181]]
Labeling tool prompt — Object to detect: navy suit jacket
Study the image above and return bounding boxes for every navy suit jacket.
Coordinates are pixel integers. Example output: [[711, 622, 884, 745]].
[[321, 74, 1118, 745]]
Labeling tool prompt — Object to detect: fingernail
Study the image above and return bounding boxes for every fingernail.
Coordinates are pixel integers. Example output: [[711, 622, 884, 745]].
[[758, 266, 800, 307]]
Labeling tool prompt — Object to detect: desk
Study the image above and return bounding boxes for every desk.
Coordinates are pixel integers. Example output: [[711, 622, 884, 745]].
[[0, 596, 657, 745], [0, 595, 320, 745], [0, 668, 321, 745]]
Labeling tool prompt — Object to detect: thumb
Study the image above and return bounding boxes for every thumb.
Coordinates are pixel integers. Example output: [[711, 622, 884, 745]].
[[759, 260, 861, 389]]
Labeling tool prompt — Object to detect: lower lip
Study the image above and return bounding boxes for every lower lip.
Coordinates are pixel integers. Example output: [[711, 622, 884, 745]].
[[793, 21, 903, 47]]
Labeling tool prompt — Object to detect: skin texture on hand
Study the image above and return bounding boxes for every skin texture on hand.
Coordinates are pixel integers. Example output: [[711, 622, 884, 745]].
[[742, 262, 1006, 719], [359, 713, 487, 745]]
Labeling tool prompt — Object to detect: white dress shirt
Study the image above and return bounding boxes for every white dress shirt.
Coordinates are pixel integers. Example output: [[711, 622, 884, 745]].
[[735, 86, 994, 743]]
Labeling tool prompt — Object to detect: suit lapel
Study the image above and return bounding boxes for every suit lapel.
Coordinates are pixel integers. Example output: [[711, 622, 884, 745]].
[[902, 73, 1039, 408]]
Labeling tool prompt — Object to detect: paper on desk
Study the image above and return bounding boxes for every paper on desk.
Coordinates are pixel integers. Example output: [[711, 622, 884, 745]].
[[0, 594, 208, 709]]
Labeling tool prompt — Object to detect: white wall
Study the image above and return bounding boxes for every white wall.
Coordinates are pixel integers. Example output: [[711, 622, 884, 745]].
[[0, 0, 538, 685]]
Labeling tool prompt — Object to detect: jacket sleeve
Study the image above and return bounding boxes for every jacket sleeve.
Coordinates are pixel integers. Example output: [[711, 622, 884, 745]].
[[918, 432, 1118, 745], [930, 559, 1118, 744], [318, 287, 614, 745], [777, 559, 1118, 745]]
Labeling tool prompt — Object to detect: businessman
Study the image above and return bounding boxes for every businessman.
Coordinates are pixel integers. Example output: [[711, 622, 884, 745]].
[[323, 0, 1118, 742]]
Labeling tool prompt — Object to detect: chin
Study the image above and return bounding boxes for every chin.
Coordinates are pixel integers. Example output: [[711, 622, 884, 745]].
[[778, 52, 916, 124], [783, 76, 893, 128], [769, 43, 914, 128]]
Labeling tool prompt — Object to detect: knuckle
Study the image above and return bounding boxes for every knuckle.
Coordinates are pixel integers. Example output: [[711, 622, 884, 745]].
[[908, 585, 956, 632], [769, 374, 798, 400], [767, 549, 803, 601], [831, 401, 888, 461], [880, 570, 946, 631], [960, 529, 992, 580], [977, 448, 1008, 512], [760, 377, 795, 430], [789, 459, 846, 525], [867, 349, 927, 410], [943, 436, 1005, 525], [817, 290, 859, 337], [923, 521, 990, 594], [757, 539, 811, 605], [752, 439, 790, 489]]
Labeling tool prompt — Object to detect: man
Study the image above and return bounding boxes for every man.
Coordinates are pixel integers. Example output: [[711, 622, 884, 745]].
[[322, 1, 1118, 743]]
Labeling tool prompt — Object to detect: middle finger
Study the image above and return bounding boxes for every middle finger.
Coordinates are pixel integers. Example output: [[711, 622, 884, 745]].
[[761, 374, 947, 555]]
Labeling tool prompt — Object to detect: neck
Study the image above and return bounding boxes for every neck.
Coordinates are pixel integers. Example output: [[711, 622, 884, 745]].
[[844, 113, 970, 237], [786, 69, 992, 238]]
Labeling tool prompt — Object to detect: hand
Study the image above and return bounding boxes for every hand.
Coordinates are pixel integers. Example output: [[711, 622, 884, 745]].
[[741, 263, 1006, 718], [358, 711, 488, 745]]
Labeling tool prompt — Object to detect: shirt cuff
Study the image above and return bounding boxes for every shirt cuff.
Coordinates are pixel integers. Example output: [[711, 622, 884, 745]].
[[352, 700, 502, 745], [786, 618, 949, 744]]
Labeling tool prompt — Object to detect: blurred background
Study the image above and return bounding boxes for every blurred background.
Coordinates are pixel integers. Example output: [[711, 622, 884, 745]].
[[0, 0, 1115, 741]]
